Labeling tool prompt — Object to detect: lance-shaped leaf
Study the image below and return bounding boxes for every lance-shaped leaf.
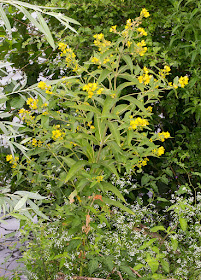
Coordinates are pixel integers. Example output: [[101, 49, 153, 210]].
[[0, 5, 11, 34], [102, 182, 125, 202], [65, 160, 87, 182], [102, 197, 135, 215]]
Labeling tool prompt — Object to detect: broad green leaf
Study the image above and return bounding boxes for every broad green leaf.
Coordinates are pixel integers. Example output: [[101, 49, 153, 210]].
[[150, 226, 166, 233], [102, 197, 135, 215], [65, 160, 87, 182], [179, 217, 188, 231], [116, 81, 134, 96], [139, 238, 158, 250], [102, 182, 125, 202], [146, 255, 159, 273], [10, 96, 25, 108], [70, 104, 101, 115], [61, 156, 76, 167], [97, 69, 110, 83], [171, 238, 178, 251], [133, 264, 145, 270], [59, 258, 66, 269], [14, 195, 27, 211], [101, 96, 116, 118], [122, 54, 134, 73], [0, 5, 12, 34], [108, 122, 120, 146], [160, 259, 169, 273], [100, 160, 119, 178], [88, 259, 99, 275]]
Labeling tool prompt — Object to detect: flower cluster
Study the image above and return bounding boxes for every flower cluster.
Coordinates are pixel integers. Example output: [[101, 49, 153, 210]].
[[136, 40, 147, 56], [96, 175, 103, 182], [58, 42, 68, 55], [137, 27, 147, 36], [140, 8, 150, 18], [158, 65, 171, 78], [152, 146, 165, 156], [179, 76, 189, 88], [6, 154, 19, 168], [38, 81, 53, 94], [129, 117, 149, 130], [18, 108, 35, 125], [138, 67, 153, 85], [52, 125, 65, 141], [82, 83, 104, 98], [31, 138, 42, 147], [158, 131, 170, 142], [93, 33, 111, 53], [109, 25, 117, 33], [136, 157, 149, 168], [26, 97, 39, 110], [58, 43, 79, 72]]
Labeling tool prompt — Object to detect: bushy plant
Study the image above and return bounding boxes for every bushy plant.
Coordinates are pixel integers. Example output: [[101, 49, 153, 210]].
[[3, 8, 192, 280]]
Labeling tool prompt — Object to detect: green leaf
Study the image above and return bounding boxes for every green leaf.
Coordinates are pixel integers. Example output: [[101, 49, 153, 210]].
[[65, 160, 87, 182], [133, 264, 145, 270], [108, 122, 120, 146], [179, 217, 187, 231], [41, 115, 49, 129], [171, 238, 178, 251], [102, 182, 125, 202], [139, 238, 158, 250], [15, 5, 55, 49], [61, 156, 76, 167], [141, 174, 150, 186], [88, 259, 99, 275], [27, 199, 49, 220], [160, 259, 169, 273], [150, 226, 166, 233], [14, 191, 46, 200], [0, 5, 12, 34], [100, 160, 119, 179], [122, 54, 133, 73], [36, 11, 55, 49], [101, 96, 116, 118], [102, 256, 114, 271], [59, 258, 66, 269], [97, 69, 110, 83], [146, 257, 159, 273], [71, 104, 101, 115], [14, 196, 27, 211], [102, 197, 135, 215]]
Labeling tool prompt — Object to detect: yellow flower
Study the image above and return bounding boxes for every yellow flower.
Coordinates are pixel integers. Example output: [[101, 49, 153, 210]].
[[127, 41, 132, 47], [146, 106, 152, 113], [129, 117, 149, 130], [91, 57, 100, 64], [27, 97, 39, 110], [157, 146, 165, 156], [6, 154, 13, 162], [52, 129, 65, 141], [158, 131, 170, 142], [179, 76, 189, 88], [110, 25, 117, 33], [96, 175, 103, 182], [137, 40, 147, 56], [140, 8, 150, 18], [38, 81, 47, 90], [137, 27, 147, 36], [32, 138, 37, 147]]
